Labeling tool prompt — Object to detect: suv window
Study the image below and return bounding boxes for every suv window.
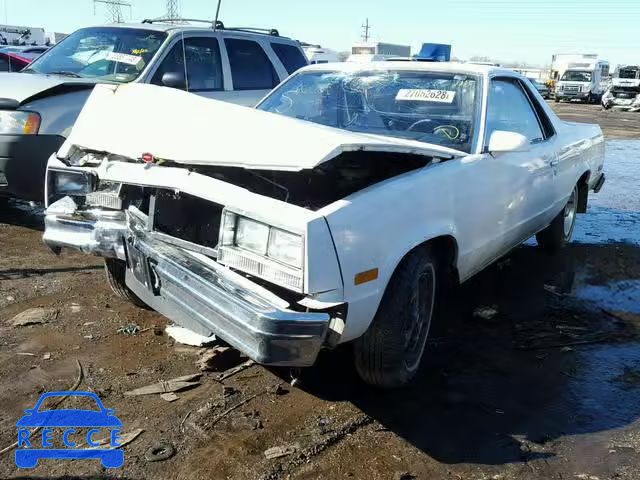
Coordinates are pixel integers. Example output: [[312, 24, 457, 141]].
[[486, 78, 544, 144], [151, 37, 223, 91], [271, 42, 307, 74], [224, 38, 279, 90]]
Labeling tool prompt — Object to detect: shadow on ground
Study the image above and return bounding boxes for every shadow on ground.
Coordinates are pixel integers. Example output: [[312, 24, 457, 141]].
[[294, 243, 640, 466]]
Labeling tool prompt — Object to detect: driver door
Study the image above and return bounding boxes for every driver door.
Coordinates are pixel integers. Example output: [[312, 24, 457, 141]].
[[483, 77, 557, 252]]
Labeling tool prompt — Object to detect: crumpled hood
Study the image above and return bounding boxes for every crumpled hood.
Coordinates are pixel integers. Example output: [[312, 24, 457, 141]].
[[58, 83, 466, 171], [0, 72, 97, 105]]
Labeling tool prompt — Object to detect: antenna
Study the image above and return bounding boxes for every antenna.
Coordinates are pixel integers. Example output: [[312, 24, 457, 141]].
[[361, 18, 371, 42], [213, 0, 223, 31], [93, 0, 132, 23], [166, 0, 180, 23]]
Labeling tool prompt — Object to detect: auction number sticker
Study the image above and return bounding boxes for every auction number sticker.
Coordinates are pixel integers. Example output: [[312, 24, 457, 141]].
[[396, 89, 456, 103], [105, 52, 143, 66]]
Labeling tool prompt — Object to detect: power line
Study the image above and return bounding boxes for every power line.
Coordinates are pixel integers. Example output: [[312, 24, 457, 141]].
[[93, 0, 131, 23]]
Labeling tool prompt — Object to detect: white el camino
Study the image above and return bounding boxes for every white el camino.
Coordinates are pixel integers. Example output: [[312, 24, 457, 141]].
[[43, 62, 606, 387]]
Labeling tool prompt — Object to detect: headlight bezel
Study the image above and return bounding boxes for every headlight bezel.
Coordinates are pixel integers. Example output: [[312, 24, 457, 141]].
[[0, 110, 41, 135], [48, 167, 98, 196], [217, 209, 305, 292]]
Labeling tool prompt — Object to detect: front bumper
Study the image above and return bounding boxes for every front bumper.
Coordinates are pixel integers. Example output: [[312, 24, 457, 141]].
[[0, 134, 66, 201], [556, 91, 590, 101], [43, 203, 331, 367]]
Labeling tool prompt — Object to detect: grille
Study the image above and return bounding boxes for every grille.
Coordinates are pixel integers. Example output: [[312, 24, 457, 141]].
[[152, 190, 223, 250]]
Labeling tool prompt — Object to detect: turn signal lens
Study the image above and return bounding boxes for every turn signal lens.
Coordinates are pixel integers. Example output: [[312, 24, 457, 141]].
[[23, 113, 41, 134]]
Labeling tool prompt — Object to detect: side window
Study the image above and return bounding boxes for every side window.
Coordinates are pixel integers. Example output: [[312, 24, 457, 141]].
[[224, 38, 279, 90], [486, 79, 544, 144], [270, 43, 307, 75], [151, 37, 223, 91]]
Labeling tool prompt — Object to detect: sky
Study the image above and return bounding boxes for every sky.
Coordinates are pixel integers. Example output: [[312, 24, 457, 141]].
[[2, 0, 639, 67]]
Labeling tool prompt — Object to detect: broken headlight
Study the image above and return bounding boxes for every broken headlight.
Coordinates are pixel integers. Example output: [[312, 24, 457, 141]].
[[49, 168, 97, 196], [218, 211, 304, 292]]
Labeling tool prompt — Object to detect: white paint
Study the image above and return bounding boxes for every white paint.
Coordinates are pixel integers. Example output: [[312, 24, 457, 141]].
[[105, 52, 143, 67], [166, 325, 216, 346], [49, 63, 605, 344], [396, 89, 456, 103]]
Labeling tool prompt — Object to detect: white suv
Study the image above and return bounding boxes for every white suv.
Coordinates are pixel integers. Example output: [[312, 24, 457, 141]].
[[0, 19, 307, 202]]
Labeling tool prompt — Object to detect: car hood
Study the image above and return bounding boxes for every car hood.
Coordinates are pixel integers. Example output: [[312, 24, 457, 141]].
[[58, 83, 467, 171], [16, 409, 123, 428], [0, 72, 98, 105]]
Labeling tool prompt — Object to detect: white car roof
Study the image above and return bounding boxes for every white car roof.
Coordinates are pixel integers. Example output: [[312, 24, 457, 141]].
[[300, 61, 517, 78]]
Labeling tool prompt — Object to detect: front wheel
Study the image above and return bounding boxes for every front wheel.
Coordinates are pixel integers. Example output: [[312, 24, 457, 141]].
[[354, 247, 438, 388], [536, 184, 578, 253], [104, 258, 148, 308]]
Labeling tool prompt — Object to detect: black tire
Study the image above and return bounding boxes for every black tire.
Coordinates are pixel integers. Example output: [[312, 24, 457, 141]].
[[536, 184, 578, 253], [104, 258, 148, 308], [554, 96, 560, 103], [354, 247, 438, 388]]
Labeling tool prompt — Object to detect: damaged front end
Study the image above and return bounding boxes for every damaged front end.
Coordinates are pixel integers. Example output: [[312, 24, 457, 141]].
[[43, 155, 347, 367], [602, 83, 640, 112]]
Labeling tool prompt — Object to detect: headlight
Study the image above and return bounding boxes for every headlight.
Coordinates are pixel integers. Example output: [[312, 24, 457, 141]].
[[49, 168, 97, 195], [0, 111, 40, 134], [218, 211, 304, 291], [235, 217, 270, 254], [268, 228, 303, 267]]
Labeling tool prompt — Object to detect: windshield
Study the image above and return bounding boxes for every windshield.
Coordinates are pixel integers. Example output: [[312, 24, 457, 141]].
[[258, 70, 479, 153], [561, 70, 592, 82], [25, 27, 167, 83], [619, 68, 639, 79]]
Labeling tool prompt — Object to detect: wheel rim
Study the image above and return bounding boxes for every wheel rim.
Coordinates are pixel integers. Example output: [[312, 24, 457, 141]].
[[563, 186, 577, 238], [402, 263, 436, 372]]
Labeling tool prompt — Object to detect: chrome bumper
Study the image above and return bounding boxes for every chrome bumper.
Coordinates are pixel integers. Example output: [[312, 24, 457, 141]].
[[43, 202, 331, 367]]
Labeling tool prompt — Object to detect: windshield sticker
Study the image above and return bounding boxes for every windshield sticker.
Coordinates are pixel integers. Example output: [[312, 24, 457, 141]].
[[105, 52, 143, 66], [396, 89, 456, 103]]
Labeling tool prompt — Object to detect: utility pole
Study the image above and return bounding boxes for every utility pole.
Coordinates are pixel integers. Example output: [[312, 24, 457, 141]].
[[166, 0, 180, 23], [93, 0, 131, 23], [361, 18, 371, 43]]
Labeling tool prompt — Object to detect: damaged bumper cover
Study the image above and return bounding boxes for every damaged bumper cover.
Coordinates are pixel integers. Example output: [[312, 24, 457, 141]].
[[44, 202, 331, 367]]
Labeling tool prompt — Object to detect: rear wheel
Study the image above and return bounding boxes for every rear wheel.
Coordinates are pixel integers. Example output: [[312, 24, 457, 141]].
[[354, 247, 438, 388], [536, 184, 578, 253], [104, 258, 148, 308]]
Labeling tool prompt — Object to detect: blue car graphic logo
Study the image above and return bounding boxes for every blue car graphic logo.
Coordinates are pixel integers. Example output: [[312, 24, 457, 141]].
[[15, 391, 124, 468]]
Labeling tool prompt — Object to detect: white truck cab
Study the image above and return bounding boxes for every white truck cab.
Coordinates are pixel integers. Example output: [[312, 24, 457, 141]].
[[555, 59, 609, 103]]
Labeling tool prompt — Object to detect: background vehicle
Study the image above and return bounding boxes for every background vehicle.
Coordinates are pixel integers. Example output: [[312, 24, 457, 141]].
[[554, 56, 609, 103], [347, 41, 410, 62], [302, 43, 341, 64], [602, 65, 640, 111], [0, 51, 32, 71], [0, 19, 307, 202], [527, 77, 550, 99]]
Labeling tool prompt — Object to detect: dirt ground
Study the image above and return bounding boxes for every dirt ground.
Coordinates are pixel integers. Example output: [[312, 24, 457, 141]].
[[1, 104, 639, 480]]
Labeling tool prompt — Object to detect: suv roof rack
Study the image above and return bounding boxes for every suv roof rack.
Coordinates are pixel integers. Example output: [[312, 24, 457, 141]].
[[141, 18, 281, 37]]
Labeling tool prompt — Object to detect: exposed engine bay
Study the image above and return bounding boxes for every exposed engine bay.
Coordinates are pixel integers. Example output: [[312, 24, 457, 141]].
[[191, 150, 433, 211]]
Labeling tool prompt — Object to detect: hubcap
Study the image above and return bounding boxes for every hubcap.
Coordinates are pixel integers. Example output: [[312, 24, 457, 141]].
[[402, 264, 436, 372], [563, 186, 577, 238]]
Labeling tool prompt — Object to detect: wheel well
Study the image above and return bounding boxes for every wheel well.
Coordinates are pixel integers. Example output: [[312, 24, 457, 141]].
[[396, 235, 460, 285], [577, 170, 590, 213]]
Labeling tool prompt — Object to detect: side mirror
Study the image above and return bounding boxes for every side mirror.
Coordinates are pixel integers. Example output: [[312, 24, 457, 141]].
[[487, 130, 530, 154], [161, 71, 187, 90]]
